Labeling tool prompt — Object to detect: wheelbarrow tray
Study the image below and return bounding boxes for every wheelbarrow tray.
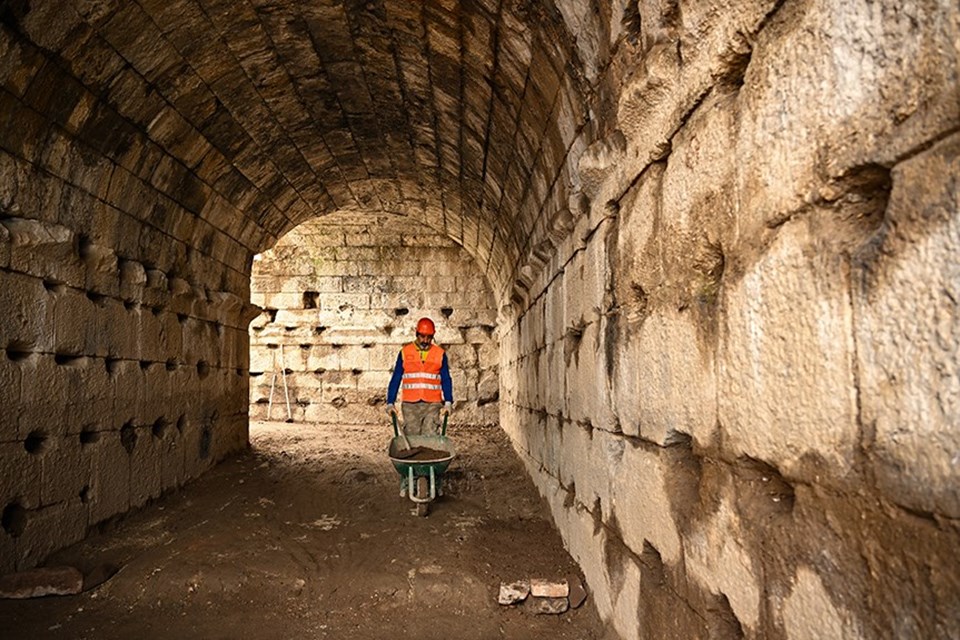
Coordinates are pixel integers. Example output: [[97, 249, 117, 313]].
[[388, 434, 456, 477]]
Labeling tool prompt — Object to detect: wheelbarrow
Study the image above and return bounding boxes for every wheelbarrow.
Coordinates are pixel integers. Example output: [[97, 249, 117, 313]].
[[388, 413, 456, 517]]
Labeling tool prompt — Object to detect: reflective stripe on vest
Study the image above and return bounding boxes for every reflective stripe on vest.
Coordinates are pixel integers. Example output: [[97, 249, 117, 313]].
[[400, 342, 444, 403], [402, 372, 441, 380]]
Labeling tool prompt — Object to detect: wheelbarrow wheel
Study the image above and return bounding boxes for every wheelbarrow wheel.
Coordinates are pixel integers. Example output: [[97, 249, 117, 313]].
[[416, 476, 430, 517]]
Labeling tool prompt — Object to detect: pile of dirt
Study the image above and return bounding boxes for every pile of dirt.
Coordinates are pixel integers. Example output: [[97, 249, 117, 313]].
[[392, 446, 452, 461]]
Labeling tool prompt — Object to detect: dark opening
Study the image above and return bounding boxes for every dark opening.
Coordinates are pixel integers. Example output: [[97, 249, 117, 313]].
[[54, 353, 87, 367], [120, 422, 137, 454], [5, 342, 32, 362], [1, 502, 27, 538], [80, 427, 101, 446], [43, 279, 65, 294], [24, 431, 47, 455], [152, 418, 170, 439]]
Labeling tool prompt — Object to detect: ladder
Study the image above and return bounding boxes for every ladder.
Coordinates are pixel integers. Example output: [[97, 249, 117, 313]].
[[266, 344, 293, 422]]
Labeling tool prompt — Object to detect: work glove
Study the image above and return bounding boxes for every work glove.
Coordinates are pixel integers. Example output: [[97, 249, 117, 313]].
[[386, 403, 397, 417], [440, 401, 452, 417]]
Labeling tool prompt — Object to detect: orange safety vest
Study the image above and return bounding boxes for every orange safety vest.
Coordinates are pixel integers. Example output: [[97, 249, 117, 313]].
[[400, 342, 445, 403]]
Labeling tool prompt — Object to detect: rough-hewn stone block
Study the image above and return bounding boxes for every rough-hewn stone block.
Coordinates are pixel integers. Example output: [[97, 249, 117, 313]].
[[0, 358, 22, 441], [635, 308, 717, 447], [0, 271, 56, 352], [0, 443, 42, 509], [612, 442, 683, 565], [87, 434, 131, 525], [783, 566, 861, 640], [854, 135, 960, 517], [737, 0, 959, 233], [40, 435, 89, 506], [15, 499, 86, 571], [719, 217, 858, 482], [682, 478, 761, 633]]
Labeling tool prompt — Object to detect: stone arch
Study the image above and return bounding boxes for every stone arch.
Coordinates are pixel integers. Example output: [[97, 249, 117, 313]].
[[1, 1, 959, 639], [0, 0, 599, 573]]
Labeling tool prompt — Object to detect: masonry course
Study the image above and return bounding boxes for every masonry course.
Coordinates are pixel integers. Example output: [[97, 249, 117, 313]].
[[0, 1, 957, 638]]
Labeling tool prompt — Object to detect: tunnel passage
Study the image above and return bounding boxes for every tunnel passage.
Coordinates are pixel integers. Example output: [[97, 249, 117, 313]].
[[1, 1, 959, 639], [248, 211, 499, 426]]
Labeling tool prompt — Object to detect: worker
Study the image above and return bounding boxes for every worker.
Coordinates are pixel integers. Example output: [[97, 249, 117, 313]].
[[386, 316, 453, 433], [386, 317, 453, 496]]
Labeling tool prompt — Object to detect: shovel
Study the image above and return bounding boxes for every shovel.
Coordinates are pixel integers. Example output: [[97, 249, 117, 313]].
[[391, 412, 416, 458]]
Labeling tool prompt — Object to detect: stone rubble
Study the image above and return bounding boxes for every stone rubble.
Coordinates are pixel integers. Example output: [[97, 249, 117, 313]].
[[0, 566, 83, 599], [498, 577, 584, 614]]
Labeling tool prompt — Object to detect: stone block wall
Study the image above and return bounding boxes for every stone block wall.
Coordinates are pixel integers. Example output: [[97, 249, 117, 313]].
[[500, 1, 960, 639], [0, 20, 259, 573], [249, 212, 499, 427]]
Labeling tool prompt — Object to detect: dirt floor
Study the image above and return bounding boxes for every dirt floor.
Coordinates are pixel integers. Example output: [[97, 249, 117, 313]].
[[0, 421, 612, 639]]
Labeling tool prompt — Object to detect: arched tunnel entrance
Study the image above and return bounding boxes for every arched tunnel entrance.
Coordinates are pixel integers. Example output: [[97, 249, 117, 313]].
[[1, 0, 958, 638], [247, 211, 500, 428]]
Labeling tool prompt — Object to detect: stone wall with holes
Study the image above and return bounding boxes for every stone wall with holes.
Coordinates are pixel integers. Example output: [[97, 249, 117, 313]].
[[249, 212, 499, 427], [0, 31, 260, 573], [500, 2, 960, 639]]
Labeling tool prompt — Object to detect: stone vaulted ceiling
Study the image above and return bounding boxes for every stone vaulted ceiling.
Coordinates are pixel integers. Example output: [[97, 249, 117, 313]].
[[2, 0, 597, 298]]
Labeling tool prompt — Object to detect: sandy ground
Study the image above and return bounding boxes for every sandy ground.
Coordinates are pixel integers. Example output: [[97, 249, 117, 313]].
[[1, 421, 612, 639]]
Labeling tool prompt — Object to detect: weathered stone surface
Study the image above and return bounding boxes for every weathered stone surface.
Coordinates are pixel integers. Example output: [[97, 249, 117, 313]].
[[0, 566, 83, 599], [854, 135, 960, 518], [532, 596, 569, 615], [557, 422, 611, 512], [718, 216, 859, 483], [611, 165, 662, 438], [530, 578, 569, 598], [783, 567, 861, 640], [16, 500, 87, 571], [682, 485, 761, 633], [610, 443, 682, 566], [498, 580, 530, 605], [0, 270, 56, 353], [0, 443, 42, 509], [0, 2, 957, 638], [567, 574, 587, 609], [635, 308, 716, 447], [736, 0, 959, 235]]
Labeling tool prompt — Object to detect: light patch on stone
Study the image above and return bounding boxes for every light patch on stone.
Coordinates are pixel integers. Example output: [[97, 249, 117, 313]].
[[855, 136, 960, 517], [683, 496, 760, 631], [784, 567, 862, 640], [533, 596, 569, 614], [303, 515, 341, 531], [417, 564, 444, 575], [610, 553, 643, 640], [719, 218, 858, 478], [635, 308, 717, 446], [530, 578, 569, 598], [613, 444, 682, 565], [498, 580, 530, 605]]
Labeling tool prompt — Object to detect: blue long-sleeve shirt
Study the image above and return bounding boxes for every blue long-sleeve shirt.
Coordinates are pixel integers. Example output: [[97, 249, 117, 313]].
[[387, 349, 453, 404]]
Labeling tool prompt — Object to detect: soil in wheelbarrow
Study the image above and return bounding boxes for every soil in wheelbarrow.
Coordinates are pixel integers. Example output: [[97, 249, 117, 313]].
[[0, 421, 614, 640], [392, 445, 452, 461]]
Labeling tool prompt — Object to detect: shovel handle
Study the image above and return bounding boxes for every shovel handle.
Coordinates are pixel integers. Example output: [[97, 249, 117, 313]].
[[441, 413, 448, 436], [391, 411, 400, 437]]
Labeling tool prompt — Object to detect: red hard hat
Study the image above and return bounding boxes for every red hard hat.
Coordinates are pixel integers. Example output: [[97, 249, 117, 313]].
[[416, 317, 435, 335]]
